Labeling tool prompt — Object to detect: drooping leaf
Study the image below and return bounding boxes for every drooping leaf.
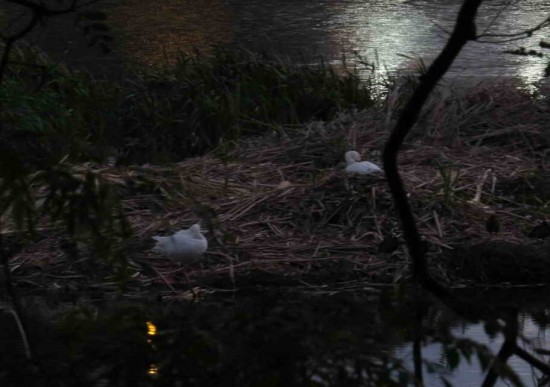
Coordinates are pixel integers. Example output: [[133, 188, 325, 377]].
[[445, 348, 460, 370]]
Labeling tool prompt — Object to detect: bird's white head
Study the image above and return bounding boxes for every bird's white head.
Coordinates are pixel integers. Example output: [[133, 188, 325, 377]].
[[345, 151, 362, 164], [189, 223, 202, 236]]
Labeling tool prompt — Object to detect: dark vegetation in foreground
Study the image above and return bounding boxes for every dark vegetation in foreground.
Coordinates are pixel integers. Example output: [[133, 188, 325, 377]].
[[5, 287, 550, 387]]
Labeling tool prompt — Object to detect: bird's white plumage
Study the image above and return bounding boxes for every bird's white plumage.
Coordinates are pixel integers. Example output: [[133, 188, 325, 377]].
[[152, 223, 207, 264], [344, 150, 382, 175]]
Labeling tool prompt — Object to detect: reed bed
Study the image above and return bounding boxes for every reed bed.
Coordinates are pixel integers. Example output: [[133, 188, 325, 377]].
[[1, 45, 375, 167], [7, 81, 550, 295]]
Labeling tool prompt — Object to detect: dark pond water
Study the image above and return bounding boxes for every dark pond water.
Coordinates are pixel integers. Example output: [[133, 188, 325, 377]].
[[4, 0, 550, 88], [1, 287, 550, 386]]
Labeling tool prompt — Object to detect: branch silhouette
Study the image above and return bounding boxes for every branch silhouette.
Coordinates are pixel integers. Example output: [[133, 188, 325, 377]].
[[383, 0, 550, 381], [383, 0, 483, 300], [0, 0, 104, 85]]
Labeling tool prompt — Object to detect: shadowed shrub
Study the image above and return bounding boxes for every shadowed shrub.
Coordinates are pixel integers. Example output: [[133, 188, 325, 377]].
[[2, 44, 376, 164]]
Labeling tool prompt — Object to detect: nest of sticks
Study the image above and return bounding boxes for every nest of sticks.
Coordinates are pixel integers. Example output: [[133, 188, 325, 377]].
[[7, 82, 550, 295]]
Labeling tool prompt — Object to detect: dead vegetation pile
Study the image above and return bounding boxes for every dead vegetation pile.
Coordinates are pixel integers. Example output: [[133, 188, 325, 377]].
[[8, 82, 550, 294]]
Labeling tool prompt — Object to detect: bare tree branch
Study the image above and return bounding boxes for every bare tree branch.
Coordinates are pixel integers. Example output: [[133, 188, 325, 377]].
[[513, 346, 550, 376], [481, 310, 517, 387], [479, 0, 518, 37], [384, 1, 550, 380], [383, 0, 483, 299], [0, 0, 104, 90], [477, 15, 550, 43]]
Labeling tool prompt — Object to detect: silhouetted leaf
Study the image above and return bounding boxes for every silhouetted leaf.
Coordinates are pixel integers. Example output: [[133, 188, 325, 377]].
[[457, 342, 473, 363], [445, 348, 460, 370], [476, 349, 492, 371], [440, 376, 453, 387], [484, 320, 500, 338]]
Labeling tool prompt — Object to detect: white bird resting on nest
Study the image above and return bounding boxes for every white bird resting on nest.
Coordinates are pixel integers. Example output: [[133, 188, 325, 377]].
[[344, 150, 382, 175], [152, 223, 208, 264]]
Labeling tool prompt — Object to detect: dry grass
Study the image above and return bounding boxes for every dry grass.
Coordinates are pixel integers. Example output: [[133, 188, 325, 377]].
[[7, 81, 550, 294]]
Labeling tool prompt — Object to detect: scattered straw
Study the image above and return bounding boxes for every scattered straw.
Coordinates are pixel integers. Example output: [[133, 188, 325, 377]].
[[7, 82, 550, 293]]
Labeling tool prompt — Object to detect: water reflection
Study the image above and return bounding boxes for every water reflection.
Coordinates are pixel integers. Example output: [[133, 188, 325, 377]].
[[106, 0, 233, 66], [334, 0, 550, 85], [146, 320, 157, 337], [1, 288, 550, 386], [3, 0, 548, 86], [103, 0, 549, 84], [397, 313, 550, 386]]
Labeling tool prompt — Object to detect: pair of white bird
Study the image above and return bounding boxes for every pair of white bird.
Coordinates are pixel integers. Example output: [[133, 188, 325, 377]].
[[152, 150, 380, 263]]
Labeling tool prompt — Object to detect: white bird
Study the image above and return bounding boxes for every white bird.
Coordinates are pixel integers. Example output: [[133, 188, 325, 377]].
[[152, 223, 208, 264], [344, 150, 382, 175]]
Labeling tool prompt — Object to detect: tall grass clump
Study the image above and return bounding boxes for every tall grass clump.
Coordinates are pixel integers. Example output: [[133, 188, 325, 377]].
[[1, 44, 131, 278], [115, 47, 376, 163], [2, 44, 376, 164], [1, 44, 121, 167]]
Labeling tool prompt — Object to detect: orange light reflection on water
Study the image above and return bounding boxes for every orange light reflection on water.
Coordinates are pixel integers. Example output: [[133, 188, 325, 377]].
[[108, 0, 233, 66], [146, 321, 157, 336], [147, 364, 159, 376], [146, 321, 159, 376]]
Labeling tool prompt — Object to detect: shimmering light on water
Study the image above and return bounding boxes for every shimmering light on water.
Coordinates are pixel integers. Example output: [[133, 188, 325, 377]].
[[332, 1, 550, 86], [95, 0, 550, 90], [5, 0, 548, 87]]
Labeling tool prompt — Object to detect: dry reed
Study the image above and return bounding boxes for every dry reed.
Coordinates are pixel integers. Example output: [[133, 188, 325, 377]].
[[7, 82, 550, 294]]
